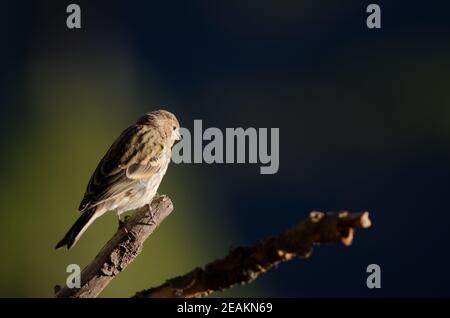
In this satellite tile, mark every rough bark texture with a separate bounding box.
[133,211,371,298]
[54,194,173,298]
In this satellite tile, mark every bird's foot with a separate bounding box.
[146,203,156,225]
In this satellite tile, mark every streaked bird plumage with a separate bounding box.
[56,110,180,250]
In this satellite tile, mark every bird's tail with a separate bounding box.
[55,207,98,250]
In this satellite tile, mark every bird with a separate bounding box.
[55,110,181,250]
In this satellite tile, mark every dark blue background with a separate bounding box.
[1,1,450,297]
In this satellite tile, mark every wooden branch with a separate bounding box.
[133,211,371,298]
[54,194,174,298]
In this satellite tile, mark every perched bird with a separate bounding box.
[56,110,181,250]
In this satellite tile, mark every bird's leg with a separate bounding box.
[147,203,156,224]
[136,203,156,225]
[117,214,126,230]
[134,204,157,227]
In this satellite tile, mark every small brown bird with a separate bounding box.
[56,110,180,250]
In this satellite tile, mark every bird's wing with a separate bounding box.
[78,124,165,212]
[125,143,165,179]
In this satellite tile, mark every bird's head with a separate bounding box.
[137,109,181,142]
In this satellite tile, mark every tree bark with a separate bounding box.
[133,211,371,298]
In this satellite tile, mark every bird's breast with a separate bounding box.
[115,150,171,214]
